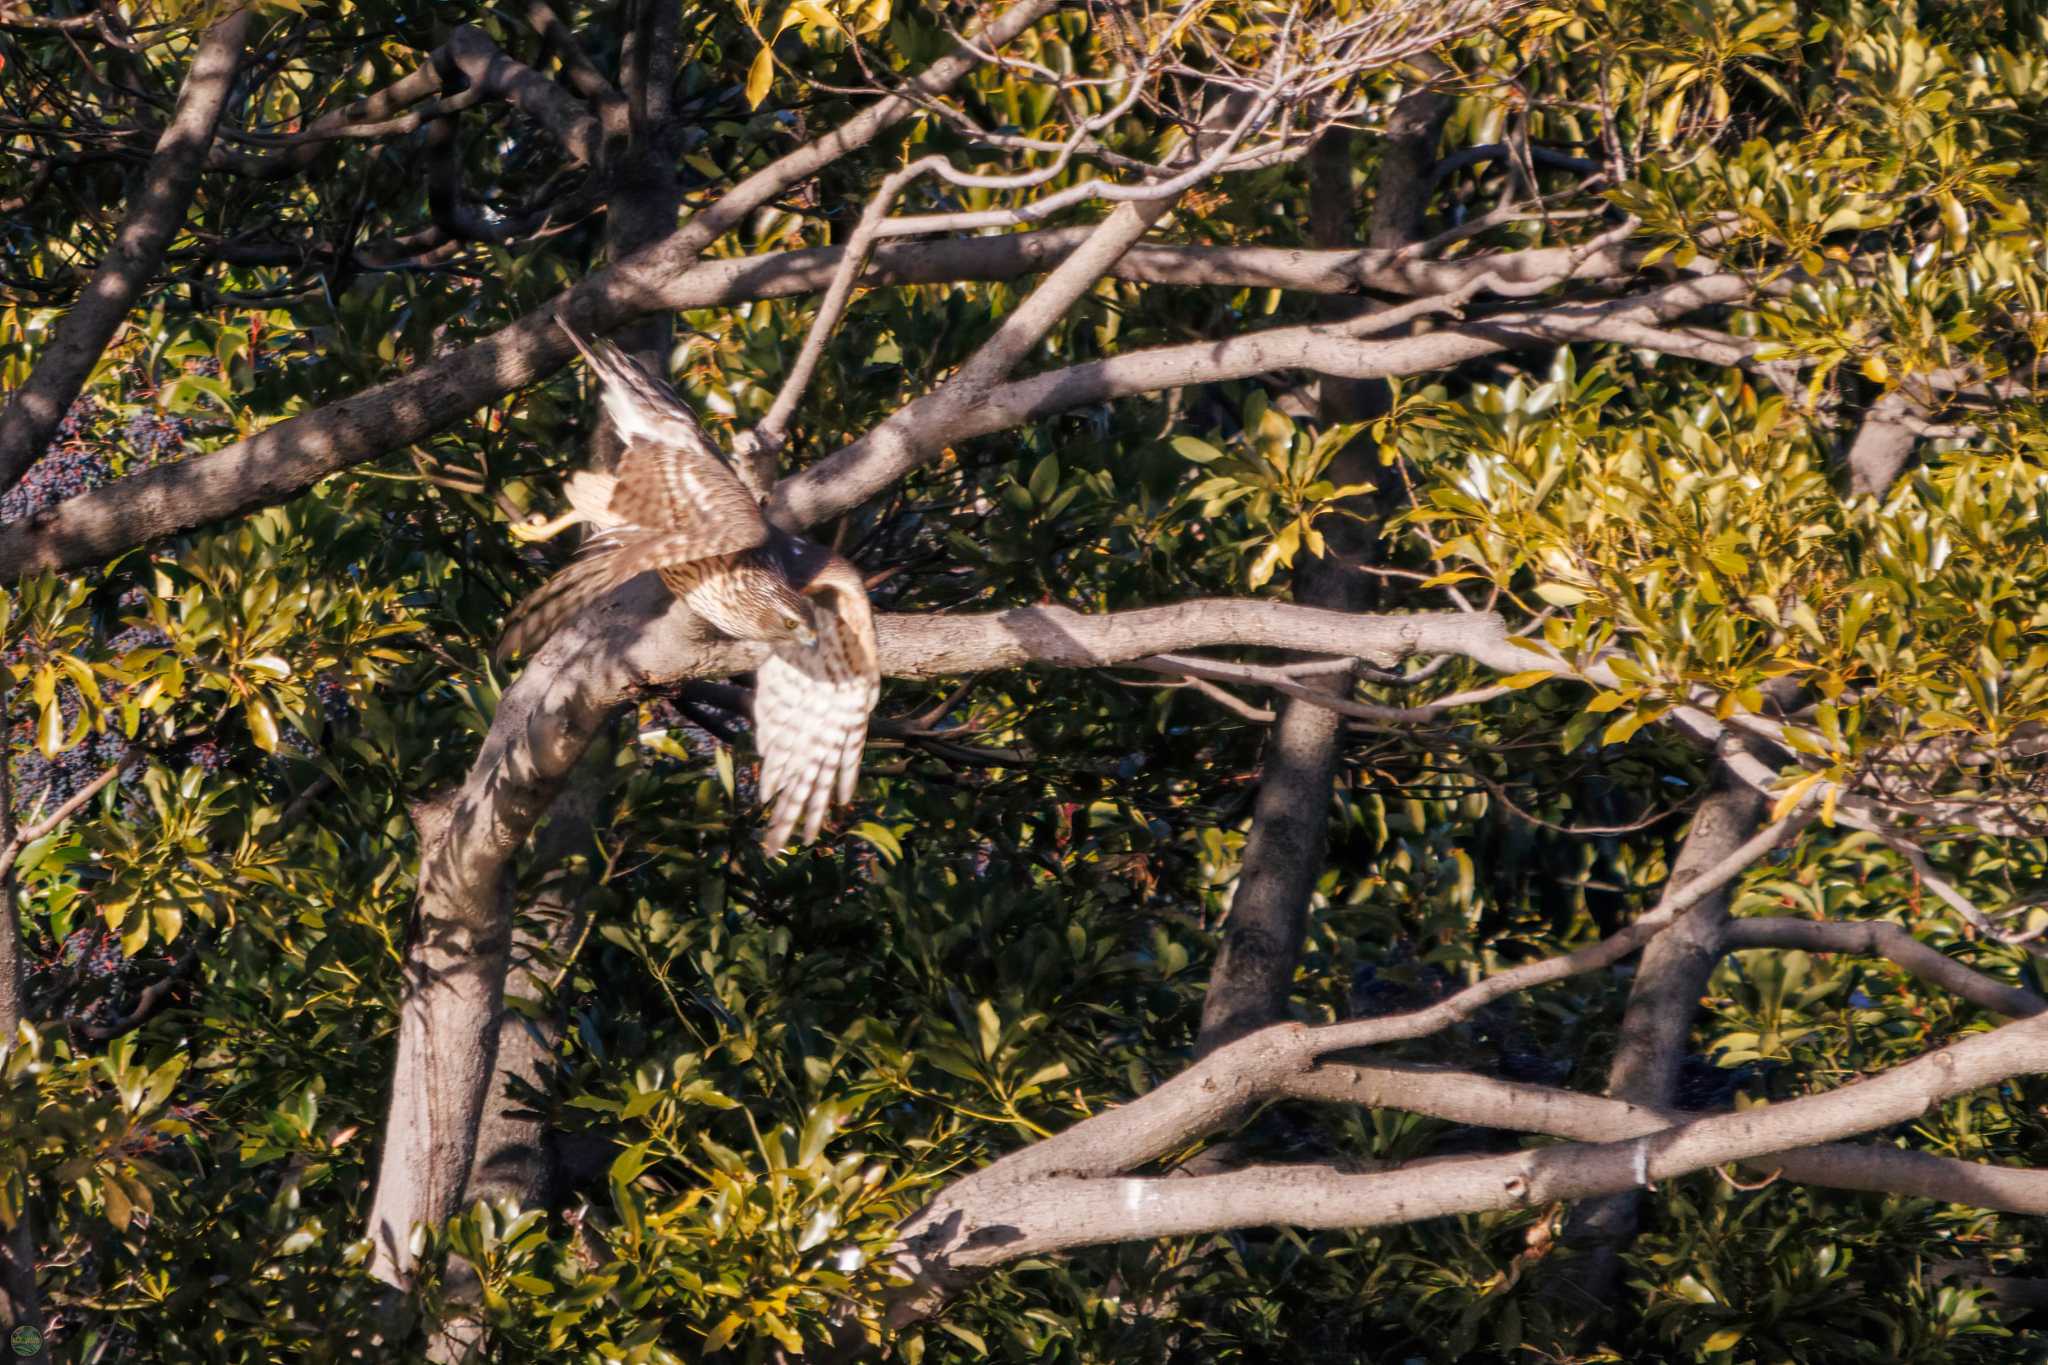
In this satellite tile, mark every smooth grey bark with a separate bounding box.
[466,777,602,1210]
[1196,83,1449,1052]
[910,1014,2048,1267]
[366,794,515,1289]
[0,7,254,500]
[1559,772,1764,1304]
[427,755,607,1365]
[1844,391,1928,496]
[878,921,2048,1330]
[1602,779,1767,1103]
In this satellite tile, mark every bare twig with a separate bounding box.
[0,747,141,882]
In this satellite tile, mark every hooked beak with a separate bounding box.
[792,618,818,648]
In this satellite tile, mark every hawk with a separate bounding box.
[497,316,880,850]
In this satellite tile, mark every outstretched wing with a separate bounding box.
[496,528,724,663]
[556,314,766,550]
[753,555,880,849]
[498,319,771,660]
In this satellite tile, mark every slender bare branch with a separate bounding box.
[1282,1061,2048,1212]
[1724,916,2048,1018]
[0,746,140,882]
[769,273,1759,531]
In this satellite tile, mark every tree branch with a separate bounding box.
[1723,916,2047,1019]
[0,746,139,882]
[1561,766,1763,1307]
[525,0,629,151]
[1282,1061,2048,1213]
[0,6,254,500]
[436,24,605,169]
[1194,89,1448,1053]
[880,979,2048,1324]
[0,0,1061,582]
[769,273,1759,531]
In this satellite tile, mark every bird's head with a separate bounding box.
[767,584,818,648]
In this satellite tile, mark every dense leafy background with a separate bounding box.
[7,0,2048,1360]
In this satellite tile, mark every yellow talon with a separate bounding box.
[510,510,585,543]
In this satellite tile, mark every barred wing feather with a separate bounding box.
[754,578,880,849]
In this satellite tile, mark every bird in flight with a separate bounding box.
[497,314,880,850]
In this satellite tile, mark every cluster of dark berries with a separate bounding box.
[107,623,170,655]
[122,409,187,465]
[62,928,125,981]
[56,395,100,442]
[181,738,231,775]
[11,723,130,817]
[315,676,355,723]
[0,438,114,524]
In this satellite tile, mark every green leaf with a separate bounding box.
[975,998,1002,1061]
[702,1312,746,1354]
[850,822,902,863]
[1027,455,1060,505]
[1499,670,1556,689]
[36,697,63,758]
[938,1322,988,1354]
[745,47,774,109]
[244,695,280,752]
[102,1175,132,1232]
[1673,1274,1719,1304]
[1533,581,1591,607]
[245,654,292,681]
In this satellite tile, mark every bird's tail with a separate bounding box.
[555,310,718,453]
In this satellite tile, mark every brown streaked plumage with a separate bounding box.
[498,315,880,849]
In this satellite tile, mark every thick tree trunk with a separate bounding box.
[425,37,680,1350]
[366,796,515,1289]
[1195,79,1450,1052]
[1559,773,1763,1311]
[0,8,254,499]
[427,757,608,1363]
